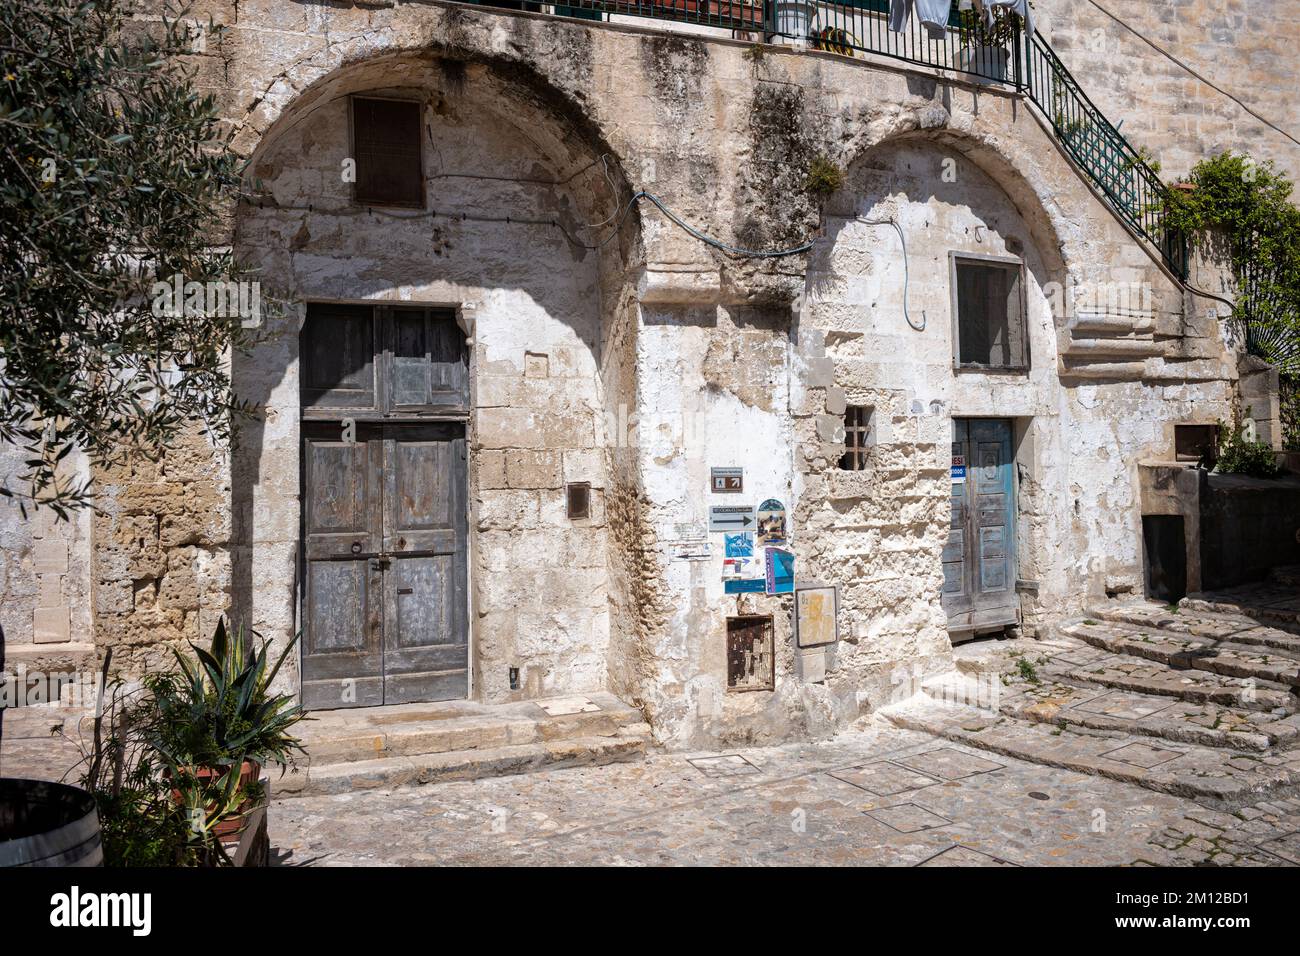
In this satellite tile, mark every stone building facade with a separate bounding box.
[2,0,1295,750]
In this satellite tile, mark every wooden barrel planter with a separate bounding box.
[0,778,103,867]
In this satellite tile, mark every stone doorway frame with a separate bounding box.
[288,298,480,707]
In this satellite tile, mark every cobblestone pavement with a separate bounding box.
[268,722,1300,866]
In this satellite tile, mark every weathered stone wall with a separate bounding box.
[232,50,636,703]
[1036,0,1300,184]
[91,432,231,674]
[0,447,94,677]
[4,1,1272,748]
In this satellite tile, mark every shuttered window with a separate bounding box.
[352,96,423,207]
[952,256,1028,370]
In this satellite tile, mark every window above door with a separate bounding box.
[351,95,424,208]
[950,252,1029,372]
[301,303,468,419]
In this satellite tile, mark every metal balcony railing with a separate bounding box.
[467,0,1188,277]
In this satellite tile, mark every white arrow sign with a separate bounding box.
[709,505,756,532]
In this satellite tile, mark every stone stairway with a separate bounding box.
[276,692,652,798]
[885,567,1300,809]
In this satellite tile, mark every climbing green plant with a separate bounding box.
[1163,152,1300,378]
[1216,402,1283,479]
[804,155,844,199]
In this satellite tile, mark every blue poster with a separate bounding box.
[724,532,754,558]
[724,578,765,594]
[765,548,794,595]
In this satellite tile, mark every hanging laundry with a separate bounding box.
[984,0,1033,37]
[888,0,954,42]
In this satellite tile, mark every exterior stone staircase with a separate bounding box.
[886,567,1300,808]
[277,692,652,798]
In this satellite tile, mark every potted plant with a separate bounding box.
[147,618,306,849]
[956,7,1017,82]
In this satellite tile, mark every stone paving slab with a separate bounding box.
[885,695,1300,808]
[269,723,1300,867]
[1056,652,1296,712]
[1062,620,1300,687]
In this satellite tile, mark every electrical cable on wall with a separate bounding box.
[858,217,922,332]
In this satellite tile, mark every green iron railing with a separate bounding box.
[465,1,1188,277]
[1022,33,1186,276]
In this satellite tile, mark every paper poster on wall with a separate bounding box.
[764,547,795,595]
[664,538,711,561]
[795,584,838,648]
[724,578,766,594]
[756,499,788,547]
[722,556,761,580]
[724,532,754,558]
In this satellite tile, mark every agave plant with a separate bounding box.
[148,618,306,773]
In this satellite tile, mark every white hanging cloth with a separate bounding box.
[984,0,1034,38]
[888,0,955,42]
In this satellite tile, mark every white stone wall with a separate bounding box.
[235,62,621,703]
[3,3,1267,748]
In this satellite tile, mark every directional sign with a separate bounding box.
[711,467,743,493]
[709,505,756,532]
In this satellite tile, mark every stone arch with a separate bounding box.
[227,43,645,706]
[796,125,1077,668]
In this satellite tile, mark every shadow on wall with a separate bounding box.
[226,49,644,702]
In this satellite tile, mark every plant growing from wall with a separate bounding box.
[1163,152,1300,378]
[1215,402,1283,479]
[805,155,844,199]
[0,0,256,516]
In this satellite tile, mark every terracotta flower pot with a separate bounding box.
[169,760,261,845]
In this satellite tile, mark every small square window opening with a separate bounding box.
[838,405,873,471]
[566,482,591,520]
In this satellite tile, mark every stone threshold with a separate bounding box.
[277,691,653,798]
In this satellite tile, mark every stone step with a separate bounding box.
[885,695,1300,809]
[1059,655,1297,714]
[1088,601,1300,653]
[1180,585,1300,638]
[279,730,651,798]
[923,673,1300,753]
[1062,620,1300,689]
[279,691,652,797]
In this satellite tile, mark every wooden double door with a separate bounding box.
[300,421,468,710]
[942,418,1018,635]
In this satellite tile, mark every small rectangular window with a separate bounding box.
[566,482,591,520]
[352,96,423,207]
[1175,424,1218,465]
[838,405,873,471]
[953,257,1027,370]
[726,616,774,692]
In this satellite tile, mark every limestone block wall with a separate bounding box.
[91,431,231,674]
[3,1,1269,746]
[1035,0,1300,183]
[234,56,626,703]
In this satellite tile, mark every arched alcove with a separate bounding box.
[228,50,643,706]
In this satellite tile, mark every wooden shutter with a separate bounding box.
[301,304,378,410]
[353,96,423,207]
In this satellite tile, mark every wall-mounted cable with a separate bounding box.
[824,215,922,332]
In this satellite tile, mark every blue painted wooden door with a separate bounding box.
[943,419,1018,633]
